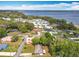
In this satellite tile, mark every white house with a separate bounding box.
[14,18,20,21]
[32,19,51,29]
[44,29,58,35]
[2,17,11,21]
[24,35,34,44]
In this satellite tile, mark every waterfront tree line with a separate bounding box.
[0,11,77,30]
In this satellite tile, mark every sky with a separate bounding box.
[0,1,79,10]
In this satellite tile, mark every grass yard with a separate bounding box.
[0,36,23,52]
[22,44,34,53]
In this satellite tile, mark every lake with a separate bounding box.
[21,10,79,25]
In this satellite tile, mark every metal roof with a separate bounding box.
[0,44,8,50]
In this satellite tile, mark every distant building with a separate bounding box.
[44,29,58,35]
[64,30,74,34]
[2,17,11,21]
[75,34,79,37]
[32,19,52,29]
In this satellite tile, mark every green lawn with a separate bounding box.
[22,44,34,53]
[0,36,23,52]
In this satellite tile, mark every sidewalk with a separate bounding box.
[0,52,32,56]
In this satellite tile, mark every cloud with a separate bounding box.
[72,2,79,5]
[0,2,79,10]
[66,5,79,10]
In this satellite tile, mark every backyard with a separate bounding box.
[22,44,34,53]
[0,36,23,52]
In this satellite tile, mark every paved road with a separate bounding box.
[14,36,26,57]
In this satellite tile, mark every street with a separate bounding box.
[14,36,26,57]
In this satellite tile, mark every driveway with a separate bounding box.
[14,36,26,57]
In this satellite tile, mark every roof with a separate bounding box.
[34,44,43,54]
[1,36,12,42]
[10,29,19,32]
[75,34,79,37]
[44,28,52,32]
[0,44,8,50]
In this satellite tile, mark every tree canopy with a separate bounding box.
[49,39,79,57]
[0,27,7,38]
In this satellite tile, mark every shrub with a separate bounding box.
[11,35,19,42]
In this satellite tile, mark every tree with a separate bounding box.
[57,20,76,30]
[32,38,40,45]
[11,35,19,42]
[45,32,54,45]
[17,23,28,33]
[40,36,48,46]
[17,22,34,33]
[49,39,79,57]
[0,27,7,38]
[25,22,34,31]
[45,32,52,38]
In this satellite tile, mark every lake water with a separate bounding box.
[21,10,79,25]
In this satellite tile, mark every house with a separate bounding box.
[2,17,11,21]
[24,35,34,44]
[14,18,20,21]
[32,19,51,29]
[1,36,12,42]
[44,29,58,35]
[64,30,74,34]
[8,29,19,32]
[75,34,79,37]
[44,25,52,29]
[68,33,79,41]
[34,44,43,55]
[24,28,42,44]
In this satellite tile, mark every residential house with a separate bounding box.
[1,36,12,42]
[75,34,79,37]
[2,17,11,21]
[24,35,34,44]
[24,28,42,44]
[44,29,58,35]
[64,30,74,35]
[32,19,51,29]
[34,44,43,55]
